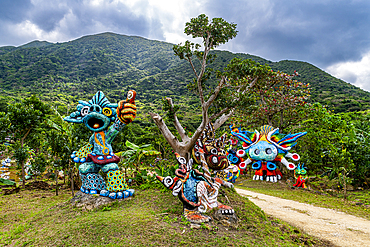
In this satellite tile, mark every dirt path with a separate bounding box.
[235,188,370,247]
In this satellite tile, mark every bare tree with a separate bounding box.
[149,14,268,159]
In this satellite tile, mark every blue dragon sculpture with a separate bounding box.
[64,90,136,199]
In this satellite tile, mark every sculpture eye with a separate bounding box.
[81,106,90,116]
[102,107,112,117]
[177,157,186,165]
[211,148,218,155]
[127,91,134,100]
[254,149,260,155]
[163,176,173,187]
[265,148,272,154]
[212,156,218,164]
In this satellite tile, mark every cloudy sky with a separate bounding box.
[1,0,370,91]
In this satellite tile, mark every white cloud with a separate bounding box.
[11,20,67,44]
[140,0,207,44]
[326,50,370,92]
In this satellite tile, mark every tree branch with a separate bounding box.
[204,76,226,110]
[188,57,198,78]
[166,98,190,143]
[248,76,259,90]
[213,109,235,130]
[149,112,179,149]
[209,107,231,121]
[197,32,211,105]
[21,128,32,146]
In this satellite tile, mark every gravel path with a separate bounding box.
[236,188,370,247]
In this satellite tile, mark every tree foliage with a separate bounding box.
[5,95,51,188]
[294,103,370,188]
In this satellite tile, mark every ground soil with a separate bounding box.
[236,188,370,247]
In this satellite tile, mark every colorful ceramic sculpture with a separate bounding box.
[157,153,234,224]
[223,165,240,183]
[230,125,306,182]
[293,163,308,188]
[192,123,240,184]
[157,123,236,223]
[226,136,248,175]
[64,91,137,199]
[0,158,11,179]
[192,123,229,171]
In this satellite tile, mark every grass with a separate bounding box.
[0,185,334,246]
[235,177,370,220]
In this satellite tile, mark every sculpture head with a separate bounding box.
[295,163,307,176]
[192,123,228,170]
[231,125,307,170]
[64,91,118,132]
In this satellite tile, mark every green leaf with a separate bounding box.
[125,140,140,150]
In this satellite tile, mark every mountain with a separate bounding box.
[0,32,369,114]
[19,40,53,48]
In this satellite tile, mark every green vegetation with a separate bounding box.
[0,32,369,116]
[0,16,369,246]
[0,186,333,246]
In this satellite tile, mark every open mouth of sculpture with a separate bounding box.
[88,117,105,129]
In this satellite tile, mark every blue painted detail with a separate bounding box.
[90,189,98,195]
[91,153,96,156]
[123,191,129,198]
[80,187,85,193]
[80,157,86,163]
[267,162,277,171]
[116,192,123,199]
[97,156,104,160]
[100,190,109,197]
[73,157,80,163]
[127,189,135,197]
[227,153,239,164]
[227,153,233,160]
[252,161,262,170]
[107,156,112,159]
[108,192,117,199]
[183,176,198,202]
[110,152,114,156]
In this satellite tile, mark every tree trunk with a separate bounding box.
[267,115,273,126]
[55,169,59,196]
[20,141,26,190]
[20,128,31,190]
[69,161,74,197]
[21,160,25,189]
[279,110,284,132]
[342,174,347,200]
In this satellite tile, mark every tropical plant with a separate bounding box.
[117,140,161,174]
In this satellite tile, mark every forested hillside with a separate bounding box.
[0,32,369,114]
